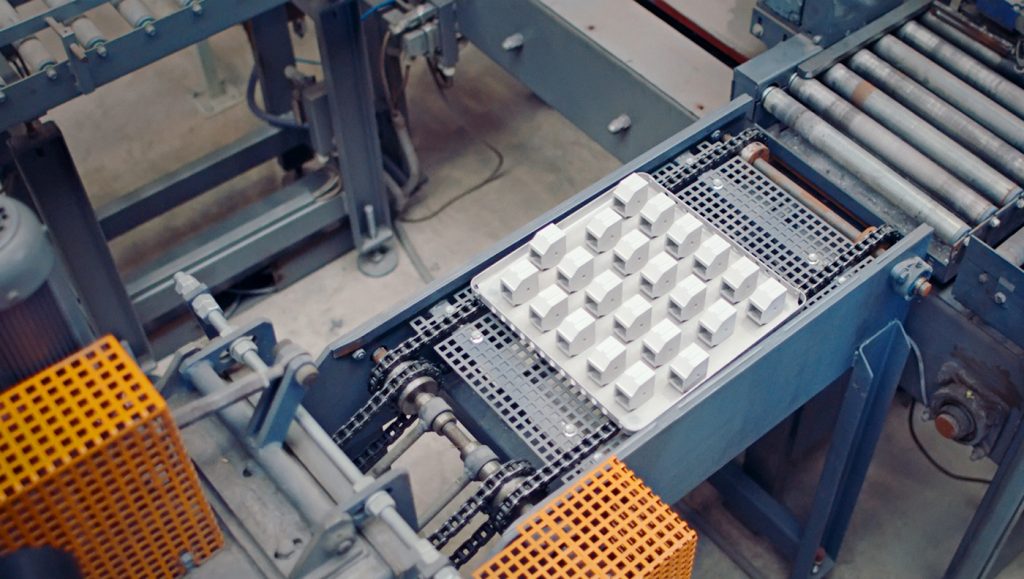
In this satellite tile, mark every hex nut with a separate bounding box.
[585,271,624,317]
[500,258,540,305]
[586,207,624,252]
[638,193,677,237]
[529,224,567,270]
[665,213,703,259]
[557,247,595,293]
[698,298,737,347]
[529,285,569,331]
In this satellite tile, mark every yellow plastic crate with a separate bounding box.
[0,336,222,577]
[476,456,697,578]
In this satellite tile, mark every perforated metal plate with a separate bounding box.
[473,173,804,432]
[435,314,610,465]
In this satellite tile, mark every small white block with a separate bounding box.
[640,253,679,299]
[642,319,682,367]
[614,362,656,411]
[585,207,623,252]
[721,257,760,303]
[587,336,627,385]
[500,259,540,306]
[694,235,732,280]
[669,344,710,394]
[556,247,595,292]
[585,271,623,317]
[698,299,737,347]
[614,295,653,342]
[556,310,596,357]
[668,276,706,322]
[529,286,569,332]
[638,194,677,237]
[665,213,704,259]
[748,278,788,325]
[613,230,651,275]
[611,173,653,217]
[529,224,566,270]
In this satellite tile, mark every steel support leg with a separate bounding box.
[945,422,1024,579]
[8,122,152,365]
[311,0,396,277]
[792,321,911,577]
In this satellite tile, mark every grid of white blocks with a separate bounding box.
[473,172,803,432]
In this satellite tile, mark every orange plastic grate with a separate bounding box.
[0,336,222,577]
[476,456,697,579]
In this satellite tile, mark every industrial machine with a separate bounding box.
[3,0,1024,578]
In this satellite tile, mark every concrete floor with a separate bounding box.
[45,11,1020,578]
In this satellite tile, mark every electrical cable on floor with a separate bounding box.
[908,401,993,485]
[394,220,435,284]
[398,61,506,223]
[246,65,306,130]
[908,335,929,407]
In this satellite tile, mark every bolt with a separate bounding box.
[751,22,764,38]
[295,364,319,387]
[352,349,367,361]
[45,67,58,80]
[711,130,723,141]
[470,330,484,344]
[144,22,156,36]
[994,292,1008,305]
[96,44,108,58]
[0,91,6,104]
[989,216,1002,229]
[607,114,631,134]
[1017,197,1024,209]
[192,2,203,14]
[807,252,820,265]
[501,32,524,51]
[812,34,823,44]
[371,347,388,363]
[563,422,578,437]
[711,178,724,190]
[978,272,990,284]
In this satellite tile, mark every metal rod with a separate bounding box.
[848,49,1024,186]
[997,227,1024,267]
[739,143,862,240]
[920,11,1024,85]
[417,472,471,531]
[369,422,427,477]
[898,20,1024,119]
[762,87,970,245]
[788,76,996,224]
[823,63,1020,205]
[293,407,372,490]
[189,363,335,524]
[873,35,1024,150]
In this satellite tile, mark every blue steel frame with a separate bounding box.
[305,95,933,576]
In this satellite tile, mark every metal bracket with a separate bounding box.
[290,469,416,578]
[47,16,96,94]
[180,318,278,375]
[248,342,318,447]
[953,236,1024,347]
[890,257,933,301]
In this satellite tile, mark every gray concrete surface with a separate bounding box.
[42,12,1020,578]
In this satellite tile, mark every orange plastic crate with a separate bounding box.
[476,456,697,578]
[0,336,222,577]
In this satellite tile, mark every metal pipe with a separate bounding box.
[0,1,56,75]
[189,363,335,524]
[920,11,1024,85]
[788,76,996,224]
[873,35,1024,151]
[369,422,427,477]
[739,143,862,240]
[848,49,1024,186]
[822,63,1020,205]
[762,87,970,244]
[898,21,1024,119]
[997,227,1024,267]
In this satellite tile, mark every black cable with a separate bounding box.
[908,401,993,485]
[246,65,306,130]
[398,63,506,224]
